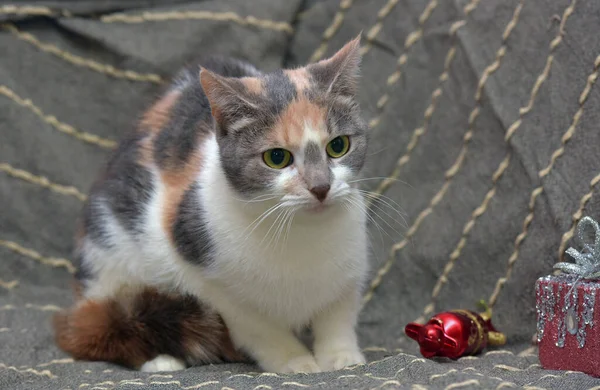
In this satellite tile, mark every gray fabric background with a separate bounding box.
[2,0,600,388]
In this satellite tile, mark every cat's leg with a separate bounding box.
[202,284,320,373]
[225,310,320,373]
[312,290,365,371]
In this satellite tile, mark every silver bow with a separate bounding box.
[554,216,600,279]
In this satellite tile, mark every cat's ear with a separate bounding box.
[308,35,362,98]
[200,68,259,136]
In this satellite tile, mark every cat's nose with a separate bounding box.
[310,184,330,202]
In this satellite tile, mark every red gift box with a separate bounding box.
[537,274,600,376]
[537,216,600,376]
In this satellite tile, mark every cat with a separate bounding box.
[54,36,370,374]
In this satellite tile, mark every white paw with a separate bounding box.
[140,355,186,372]
[316,349,366,371]
[277,355,321,374]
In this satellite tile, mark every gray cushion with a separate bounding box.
[2,0,600,388]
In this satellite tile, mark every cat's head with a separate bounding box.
[200,37,366,212]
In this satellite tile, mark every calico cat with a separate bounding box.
[54,37,370,373]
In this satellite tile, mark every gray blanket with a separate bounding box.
[3,0,600,388]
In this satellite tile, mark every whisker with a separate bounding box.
[347,177,413,189]
[345,196,385,237]
[344,198,386,247]
[282,207,298,253]
[329,187,354,201]
[283,207,297,252]
[348,194,401,239]
[272,208,292,251]
[242,202,280,234]
[366,146,391,157]
[357,190,408,229]
[365,191,406,214]
[360,196,404,238]
[260,207,287,248]
[243,196,280,203]
[356,189,407,217]
[230,192,282,204]
[242,203,284,241]
[269,204,297,250]
[273,212,287,255]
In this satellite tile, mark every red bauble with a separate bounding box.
[405,307,506,359]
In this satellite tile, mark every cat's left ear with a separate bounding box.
[200,68,260,136]
[307,35,362,98]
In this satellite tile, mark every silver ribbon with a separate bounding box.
[554,216,600,279]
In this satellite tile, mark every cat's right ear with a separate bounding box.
[200,68,259,136]
[307,35,362,98]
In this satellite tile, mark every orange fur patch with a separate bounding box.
[241,77,263,95]
[136,91,181,168]
[270,97,327,148]
[140,91,180,133]
[54,299,152,368]
[160,147,205,243]
[136,90,209,241]
[284,69,311,92]
[137,132,156,167]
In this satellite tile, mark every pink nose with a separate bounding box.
[310,184,330,202]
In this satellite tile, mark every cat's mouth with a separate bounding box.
[305,203,332,213]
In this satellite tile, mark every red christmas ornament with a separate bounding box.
[405,302,506,359]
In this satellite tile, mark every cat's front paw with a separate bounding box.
[277,355,321,374]
[140,355,186,372]
[316,349,366,371]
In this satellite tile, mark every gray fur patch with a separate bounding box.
[154,82,213,170]
[82,198,114,248]
[74,251,93,284]
[341,133,368,174]
[173,183,215,267]
[218,135,278,195]
[305,166,331,192]
[97,132,154,236]
[307,38,361,98]
[303,142,331,190]
[304,141,323,166]
[264,70,297,114]
[326,99,368,174]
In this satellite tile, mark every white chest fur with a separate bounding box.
[196,138,368,327]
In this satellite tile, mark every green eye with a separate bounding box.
[263,148,293,169]
[326,136,350,158]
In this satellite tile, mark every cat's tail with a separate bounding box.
[53,287,243,369]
